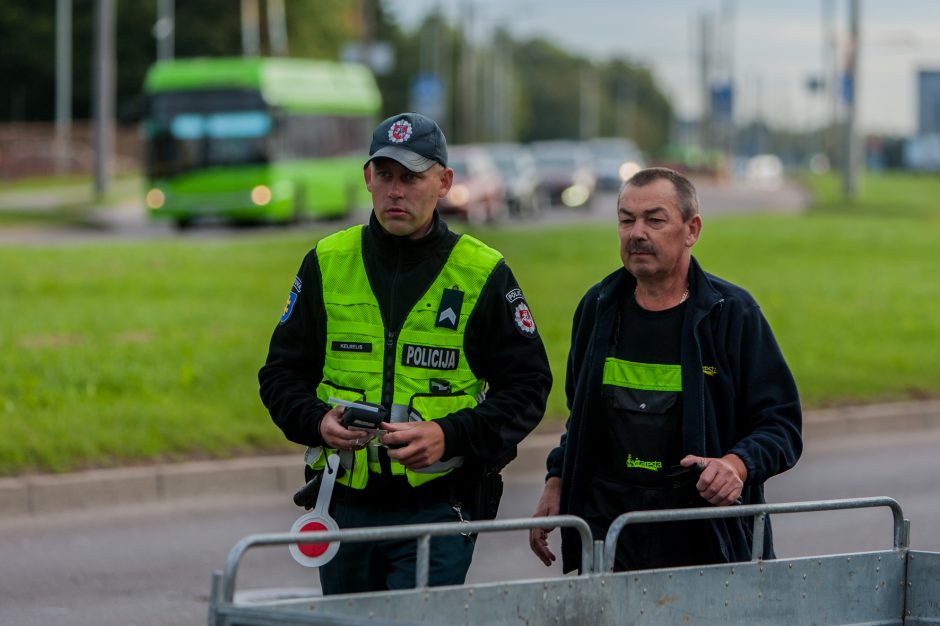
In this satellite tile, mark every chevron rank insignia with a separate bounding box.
[435,287,463,330]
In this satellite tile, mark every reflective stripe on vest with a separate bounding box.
[602,357,683,392]
[309,224,502,489]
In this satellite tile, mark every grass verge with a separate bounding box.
[1,172,939,475]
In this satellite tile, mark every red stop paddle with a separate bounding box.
[289,453,341,567]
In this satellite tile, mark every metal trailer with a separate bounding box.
[208,497,940,625]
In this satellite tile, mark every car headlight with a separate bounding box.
[251,185,272,206]
[146,188,165,210]
[561,184,590,207]
[447,184,470,207]
[619,161,641,181]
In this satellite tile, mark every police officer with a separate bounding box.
[259,113,552,594]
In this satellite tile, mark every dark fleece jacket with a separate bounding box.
[547,257,803,573]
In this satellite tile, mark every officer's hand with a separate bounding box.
[319,406,371,451]
[681,454,747,506]
[529,476,561,567]
[380,421,445,469]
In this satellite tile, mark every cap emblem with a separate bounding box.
[388,119,413,144]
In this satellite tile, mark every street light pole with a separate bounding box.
[155,0,174,61]
[55,0,72,175]
[92,0,115,200]
[241,0,261,56]
[842,0,860,199]
[267,0,289,56]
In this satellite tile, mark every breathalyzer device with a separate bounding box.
[328,397,387,431]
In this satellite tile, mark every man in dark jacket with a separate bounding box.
[260,113,552,593]
[529,167,801,573]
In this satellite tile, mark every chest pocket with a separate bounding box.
[603,385,679,414]
[598,358,684,485]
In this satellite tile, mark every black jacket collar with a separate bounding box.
[364,209,453,264]
[597,256,723,317]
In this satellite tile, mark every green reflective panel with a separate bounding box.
[602,357,682,392]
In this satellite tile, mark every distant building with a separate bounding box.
[917,70,940,135]
[905,70,940,170]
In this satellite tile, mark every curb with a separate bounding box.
[2,400,939,520]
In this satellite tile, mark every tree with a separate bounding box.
[379,18,675,153]
[0,0,360,123]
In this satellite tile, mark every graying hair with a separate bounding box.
[619,167,699,222]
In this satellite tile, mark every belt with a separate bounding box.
[332,472,461,507]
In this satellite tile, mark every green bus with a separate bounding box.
[141,57,382,226]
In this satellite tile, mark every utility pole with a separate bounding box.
[92,0,115,200]
[241,0,261,56]
[433,2,452,136]
[821,0,836,163]
[494,33,514,141]
[842,0,860,199]
[719,0,736,160]
[579,65,599,140]
[155,0,174,61]
[55,0,72,175]
[698,12,713,151]
[458,2,476,143]
[267,0,289,56]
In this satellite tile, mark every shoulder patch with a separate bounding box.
[513,301,537,337]
[435,288,464,331]
[279,276,302,325]
[505,287,524,303]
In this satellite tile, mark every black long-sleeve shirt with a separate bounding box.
[259,210,552,475]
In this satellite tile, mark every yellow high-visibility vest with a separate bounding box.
[308,225,502,489]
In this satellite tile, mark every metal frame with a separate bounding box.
[208,498,939,626]
[603,496,909,572]
[217,515,594,605]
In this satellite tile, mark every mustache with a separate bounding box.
[628,241,656,254]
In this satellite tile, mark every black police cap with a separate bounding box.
[366,113,448,172]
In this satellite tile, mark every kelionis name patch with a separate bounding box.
[331,341,372,353]
[401,344,459,370]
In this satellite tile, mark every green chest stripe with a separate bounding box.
[602,357,682,392]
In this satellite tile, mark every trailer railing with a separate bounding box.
[210,498,938,626]
[218,515,594,605]
[603,496,909,572]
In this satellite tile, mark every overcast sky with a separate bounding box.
[383,0,940,136]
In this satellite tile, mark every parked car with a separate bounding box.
[437,146,506,222]
[529,140,597,208]
[586,137,645,191]
[478,143,547,218]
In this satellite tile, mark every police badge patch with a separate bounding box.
[388,119,414,144]
[513,301,537,336]
[279,276,302,325]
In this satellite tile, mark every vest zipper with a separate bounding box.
[379,243,402,479]
[382,329,397,408]
[377,328,397,479]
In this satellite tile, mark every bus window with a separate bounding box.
[205,111,271,166]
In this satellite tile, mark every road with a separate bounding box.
[0,177,807,246]
[2,425,939,626]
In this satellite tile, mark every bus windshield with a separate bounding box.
[145,90,271,177]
